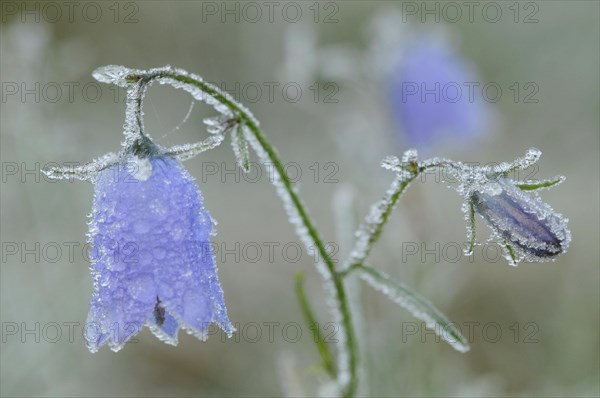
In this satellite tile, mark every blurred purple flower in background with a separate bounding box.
[85,155,234,352]
[389,37,488,150]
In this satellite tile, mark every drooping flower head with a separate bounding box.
[85,154,233,352]
[44,65,244,352]
[389,37,488,150]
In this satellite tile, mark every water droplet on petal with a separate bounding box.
[133,219,151,234]
[127,274,156,304]
[183,290,211,324]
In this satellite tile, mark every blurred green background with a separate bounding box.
[1,1,598,397]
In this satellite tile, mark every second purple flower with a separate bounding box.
[389,37,488,150]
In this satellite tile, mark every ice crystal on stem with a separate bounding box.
[92,65,138,87]
[231,125,251,172]
[342,149,420,273]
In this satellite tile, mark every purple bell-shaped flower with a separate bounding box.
[84,154,233,352]
[389,37,488,150]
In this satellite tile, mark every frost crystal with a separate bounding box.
[231,125,250,172]
[164,135,225,162]
[380,155,402,172]
[203,115,236,135]
[43,152,120,182]
[92,65,138,87]
[343,149,419,272]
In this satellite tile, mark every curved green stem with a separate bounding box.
[133,69,358,397]
[295,273,337,378]
[342,162,452,277]
[355,175,418,264]
[243,101,358,398]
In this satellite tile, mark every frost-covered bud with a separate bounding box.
[86,155,234,352]
[471,178,571,263]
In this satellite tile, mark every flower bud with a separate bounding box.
[471,178,570,263]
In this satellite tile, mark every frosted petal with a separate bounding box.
[86,155,234,352]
